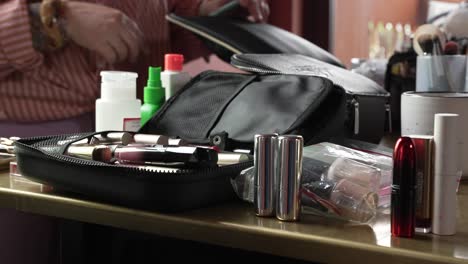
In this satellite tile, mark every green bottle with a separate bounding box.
[141,67,165,126]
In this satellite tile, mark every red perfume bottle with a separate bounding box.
[391,137,417,238]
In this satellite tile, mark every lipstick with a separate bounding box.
[254,134,277,217]
[113,145,218,168]
[276,135,303,221]
[391,137,417,238]
[410,135,433,233]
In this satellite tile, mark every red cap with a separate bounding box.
[165,54,184,71]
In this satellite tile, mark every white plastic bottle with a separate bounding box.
[96,71,141,132]
[161,54,191,100]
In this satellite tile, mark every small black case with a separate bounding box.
[15,133,252,212]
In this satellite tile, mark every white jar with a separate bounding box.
[96,71,141,132]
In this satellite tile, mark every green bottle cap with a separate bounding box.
[144,66,165,104]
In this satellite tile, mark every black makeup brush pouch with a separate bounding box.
[166,14,345,68]
[140,54,390,150]
[14,132,251,212]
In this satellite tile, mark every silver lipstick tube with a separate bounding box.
[254,134,278,217]
[276,135,303,221]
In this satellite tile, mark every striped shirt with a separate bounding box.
[0,0,204,122]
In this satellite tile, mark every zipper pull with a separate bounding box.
[352,99,360,135]
[385,103,393,133]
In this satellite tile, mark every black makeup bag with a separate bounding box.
[140,54,390,150]
[14,132,252,212]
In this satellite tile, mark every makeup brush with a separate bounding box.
[432,36,444,56]
[443,41,459,55]
[459,38,468,55]
[417,34,434,55]
[413,24,447,56]
[66,145,113,163]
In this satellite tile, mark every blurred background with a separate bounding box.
[185,0,462,73]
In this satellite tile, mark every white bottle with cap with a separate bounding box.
[161,54,191,100]
[432,113,461,235]
[96,71,141,132]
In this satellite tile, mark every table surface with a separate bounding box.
[0,172,467,264]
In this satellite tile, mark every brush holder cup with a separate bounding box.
[416,55,467,92]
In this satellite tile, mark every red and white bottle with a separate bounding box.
[161,54,191,101]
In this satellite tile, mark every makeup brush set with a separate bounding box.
[62,132,251,172]
[413,23,467,93]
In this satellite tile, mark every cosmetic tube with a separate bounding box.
[254,134,277,217]
[409,135,433,233]
[66,145,113,163]
[113,145,218,168]
[391,137,417,238]
[93,132,133,145]
[276,135,303,221]
[168,138,188,146]
[218,152,252,166]
[133,134,169,145]
[433,113,461,235]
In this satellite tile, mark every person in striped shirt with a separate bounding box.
[0,0,269,137]
[0,1,269,263]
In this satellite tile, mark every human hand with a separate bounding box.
[62,1,145,64]
[239,0,269,23]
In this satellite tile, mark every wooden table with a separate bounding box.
[0,172,467,264]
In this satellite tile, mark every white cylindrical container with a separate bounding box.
[432,113,461,236]
[161,54,191,100]
[96,71,141,132]
[401,92,468,178]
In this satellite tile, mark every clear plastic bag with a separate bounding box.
[231,142,393,224]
